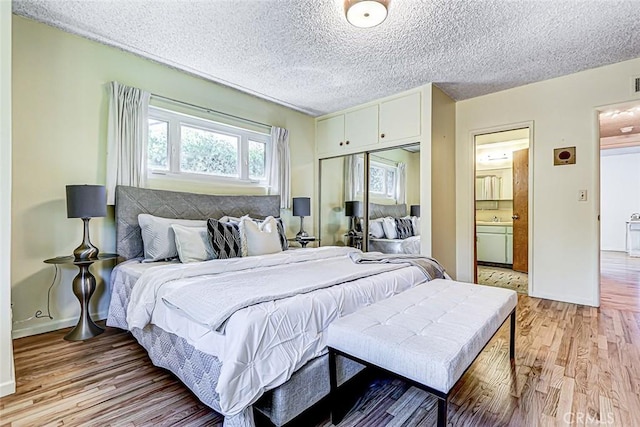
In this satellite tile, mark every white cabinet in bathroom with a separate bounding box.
[477,225,513,264]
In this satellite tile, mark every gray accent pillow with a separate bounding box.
[138,214,207,262]
[207,218,242,259]
[171,224,215,263]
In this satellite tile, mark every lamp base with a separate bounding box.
[296,216,308,238]
[74,218,100,261]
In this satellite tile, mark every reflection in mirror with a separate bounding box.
[367,144,421,254]
[319,154,364,248]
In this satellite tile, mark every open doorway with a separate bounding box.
[474,128,530,293]
[598,102,640,312]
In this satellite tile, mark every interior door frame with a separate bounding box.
[592,98,640,306]
[470,121,534,295]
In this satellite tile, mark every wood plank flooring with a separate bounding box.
[600,251,640,312]
[2,253,639,426]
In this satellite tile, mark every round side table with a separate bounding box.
[44,253,119,341]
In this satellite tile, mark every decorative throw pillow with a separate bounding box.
[395,217,414,239]
[412,216,421,236]
[220,215,288,251]
[138,214,207,262]
[239,216,282,257]
[207,218,242,259]
[382,217,398,239]
[171,224,214,263]
[369,218,385,239]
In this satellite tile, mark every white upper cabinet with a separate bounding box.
[316,115,345,156]
[316,90,422,158]
[379,92,421,143]
[345,105,379,149]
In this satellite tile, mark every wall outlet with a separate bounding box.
[578,190,587,201]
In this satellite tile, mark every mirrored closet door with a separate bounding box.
[318,143,420,254]
[366,144,421,254]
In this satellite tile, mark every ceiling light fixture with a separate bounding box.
[345,0,388,28]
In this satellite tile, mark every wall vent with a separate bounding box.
[634,75,640,94]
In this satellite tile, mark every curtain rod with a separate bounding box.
[150,94,272,130]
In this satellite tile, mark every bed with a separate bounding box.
[106,186,444,427]
[368,203,421,254]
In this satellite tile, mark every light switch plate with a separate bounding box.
[578,190,587,201]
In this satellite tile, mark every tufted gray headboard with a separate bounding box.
[368,203,407,219]
[115,185,281,260]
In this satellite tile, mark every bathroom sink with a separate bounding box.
[476,221,513,226]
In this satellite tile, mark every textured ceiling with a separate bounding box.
[12,0,640,116]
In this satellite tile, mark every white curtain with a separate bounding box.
[344,154,363,202]
[396,162,407,205]
[106,81,150,204]
[268,127,291,209]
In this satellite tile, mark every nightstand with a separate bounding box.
[288,237,318,248]
[344,232,363,249]
[44,253,119,341]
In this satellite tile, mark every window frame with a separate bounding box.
[358,158,399,200]
[147,106,271,186]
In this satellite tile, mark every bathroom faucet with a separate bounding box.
[492,216,499,222]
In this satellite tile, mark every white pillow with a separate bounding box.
[171,224,214,263]
[239,216,282,257]
[369,218,385,238]
[412,216,421,236]
[382,217,398,239]
[138,214,206,262]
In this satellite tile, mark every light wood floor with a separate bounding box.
[2,254,639,426]
[600,250,640,312]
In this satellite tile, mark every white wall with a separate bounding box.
[601,152,640,251]
[11,16,315,338]
[456,57,640,306]
[0,0,16,397]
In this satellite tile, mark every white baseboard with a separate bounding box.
[0,379,16,397]
[528,291,598,308]
[12,311,108,339]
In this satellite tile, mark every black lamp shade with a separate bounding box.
[345,201,363,217]
[410,205,420,217]
[66,185,107,218]
[292,197,311,217]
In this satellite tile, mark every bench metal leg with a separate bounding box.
[437,397,447,427]
[329,348,343,425]
[510,309,516,361]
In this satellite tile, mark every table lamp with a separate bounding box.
[293,197,310,238]
[345,200,363,233]
[66,184,107,260]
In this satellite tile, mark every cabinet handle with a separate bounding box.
[345,140,350,145]
[339,142,343,146]
[512,214,519,220]
[380,133,385,138]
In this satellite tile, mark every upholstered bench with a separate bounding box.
[327,279,517,427]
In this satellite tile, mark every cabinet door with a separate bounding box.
[477,232,507,263]
[379,92,421,143]
[345,105,378,150]
[317,115,345,156]
[506,232,513,264]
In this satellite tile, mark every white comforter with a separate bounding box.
[126,247,426,419]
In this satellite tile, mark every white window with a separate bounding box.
[147,107,270,184]
[355,158,398,199]
[369,162,397,198]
